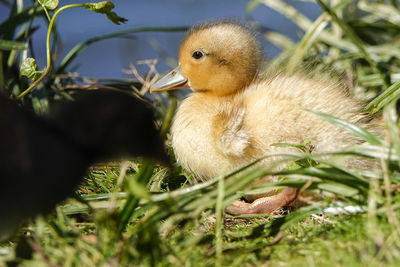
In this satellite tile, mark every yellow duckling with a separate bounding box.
[151,22,369,214]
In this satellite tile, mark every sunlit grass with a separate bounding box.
[2,0,400,266]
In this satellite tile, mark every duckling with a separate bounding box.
[0,90,167,241]
[151,22,370,215]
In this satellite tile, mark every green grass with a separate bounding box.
[2,0,400,266]
[3,194,400,266]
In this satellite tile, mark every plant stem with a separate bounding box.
[215,174,225,267]
[41,5,51,22]
[18,4,85,98]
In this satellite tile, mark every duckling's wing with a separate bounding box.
[214,105,251,158]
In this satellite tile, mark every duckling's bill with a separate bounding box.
[150,65,188,92]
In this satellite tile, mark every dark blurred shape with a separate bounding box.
[0,89,168,241]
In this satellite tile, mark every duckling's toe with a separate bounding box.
[226,188,298,215]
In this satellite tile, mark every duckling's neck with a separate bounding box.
[192,87,244,99]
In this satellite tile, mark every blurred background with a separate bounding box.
[0,0,320,79]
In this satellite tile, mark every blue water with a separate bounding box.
[1,0,320,79]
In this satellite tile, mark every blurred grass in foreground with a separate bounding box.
[2,0,400,266]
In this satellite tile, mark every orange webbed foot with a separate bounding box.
[226,188,298,215]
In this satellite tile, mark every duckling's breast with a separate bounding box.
[171,94,234,181]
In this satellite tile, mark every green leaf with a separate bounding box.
[85,1,114,12]
[84,1,128,25]
[105,12,128,25]
[38,0,59,10]
[20,58,41,81]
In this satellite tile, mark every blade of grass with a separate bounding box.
[366,81,400,113]
[280,167,369,192]
[317,182,360,197]
[383,100,400,166]
[308,109,384,146]
[215,170,225,267]
[260,0,357,52]
[0,40,27,50]
[358,1,400,25]
[268,205,322,234]
[56,26,188,74]
[245,0,261,19]
[286,0,353,71]
[359,74,400,88]
[341,145,398,162]
[287,14,329,71]
[316,0,389,89]
[0,5,43,39]
[118,162,155,233]
[264,31,295,51]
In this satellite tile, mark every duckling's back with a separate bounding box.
[243,73,367,154]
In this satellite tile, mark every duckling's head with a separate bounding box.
[151,22,262,96]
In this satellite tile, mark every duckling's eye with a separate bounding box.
[192,51,204,59]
